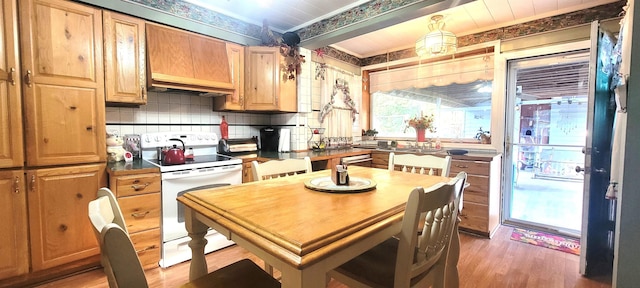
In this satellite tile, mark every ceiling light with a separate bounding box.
[415,15,457,57]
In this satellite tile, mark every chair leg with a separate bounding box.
[445,218,461,288]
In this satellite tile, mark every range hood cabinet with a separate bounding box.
[146,23,234,95]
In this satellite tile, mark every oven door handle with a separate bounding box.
[162,165,242,180]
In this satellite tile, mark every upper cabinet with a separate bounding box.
[213,42,244,111]
[103,11,146,105]
[0,0,22,169]
[19,0,106,167]
[244,46,297,112]
[145,23,234,94]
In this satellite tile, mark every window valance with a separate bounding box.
[369,53,494,93]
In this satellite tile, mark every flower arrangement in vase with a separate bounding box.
[404,113,436,142]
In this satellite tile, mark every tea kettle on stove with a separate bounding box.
[163,138,186,165]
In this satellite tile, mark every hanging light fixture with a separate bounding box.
[415,15,457,57]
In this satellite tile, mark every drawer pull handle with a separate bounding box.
[13,176,20,194]
[136,245,157,253]
[131,183,149,191]
[455,165,469,168]
[131,211,150,218]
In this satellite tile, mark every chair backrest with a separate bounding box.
[101,223,149,288]
[88,187,130,288]
[394,171,466,287]
[388,152,452,177]
[88,187,127,235]
[252,156,312,181]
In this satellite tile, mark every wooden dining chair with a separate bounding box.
[388,152,452,177]
[328,172,467,288]
[89,188,281,288]
[251,156,312,181]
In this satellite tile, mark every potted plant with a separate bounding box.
[404,113,436,142]
[362,129,378,141]
[475,127,491,144]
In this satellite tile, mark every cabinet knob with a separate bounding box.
[8,67,15,86]
[25,70,32,87]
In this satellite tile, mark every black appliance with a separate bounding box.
[260,127,280,152]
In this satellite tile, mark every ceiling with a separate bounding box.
[184,0,618,58]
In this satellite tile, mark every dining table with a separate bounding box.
[177,166,451,288]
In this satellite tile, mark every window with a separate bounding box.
[369,52,494,142]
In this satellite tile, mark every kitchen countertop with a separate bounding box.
[106,158,160,176]
[366,147,501,161]
[233,148,373,162]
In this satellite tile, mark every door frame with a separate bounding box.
[498,40,591,229]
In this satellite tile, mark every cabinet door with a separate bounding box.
[103,10,146,105]
[214,43,244,111]
[19,0,106,166]
[245,46,279,110]
[145,23,233,92]
[0,0,22,169]
[27,164,107,271]
[0,170,28,279]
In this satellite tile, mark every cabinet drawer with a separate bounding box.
[450,160,490,176]
[119,193,161,234]
[463,175,489,204]
[130,228,161,270]
[115,174,161,197]
[459,201,489,232]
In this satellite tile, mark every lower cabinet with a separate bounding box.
[449,155,502,238]
[108,171,161,269]
[0,170,28,280]
[371,150,502,238]
[371,151,390,169]
[27,164,107,271]
[242,162,254,183]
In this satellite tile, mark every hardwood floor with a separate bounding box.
[33,225,611,288]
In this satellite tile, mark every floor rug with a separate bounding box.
[510,228,581,255]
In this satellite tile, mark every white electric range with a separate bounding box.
[141,132,242,268]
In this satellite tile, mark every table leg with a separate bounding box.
[184,207,209,281]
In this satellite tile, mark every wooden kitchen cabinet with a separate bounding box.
[371,150,390,169]
[103,10,146,105]
[242,162,254,183]
[0,0,22,169]
[0,170,28,280]
[19,0,106,167]
[109,171,161,269]
[449,155,502,238]
[213,42,245,111]
[372,150,501,237]
[27,163,107,271]
[146,22,234,94]
[244,46,297,112]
